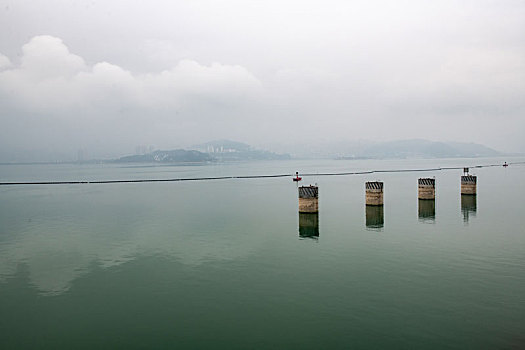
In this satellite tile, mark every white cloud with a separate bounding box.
[20,35,87,80]
[0,53,11,69]
[142,60,262,108]
[1,0,525,158]
[0,35,262,115]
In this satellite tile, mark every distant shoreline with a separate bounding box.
[1,154,524,166]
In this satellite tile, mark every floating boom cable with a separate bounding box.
[0,162,522,186]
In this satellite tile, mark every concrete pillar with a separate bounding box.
[365,181,383,206]
[298,185,319,213]
[299,212,319,239]
[418,178,435,200]
[461,175,477,195]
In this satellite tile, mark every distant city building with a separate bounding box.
[135,145,148,155]
[206,145,236,153]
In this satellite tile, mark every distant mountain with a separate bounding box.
[193,139,291,161]
[340,140,500,159]
[115,149,214,163]
[445,142,500,157]
[113,139,499,163]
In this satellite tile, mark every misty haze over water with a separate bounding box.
[1,1,525,349]
[1,1,525,162]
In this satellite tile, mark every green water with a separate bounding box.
[1,158,524,349]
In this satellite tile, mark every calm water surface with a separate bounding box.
[1,158,525,349]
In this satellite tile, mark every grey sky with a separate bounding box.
[0,0,524,160]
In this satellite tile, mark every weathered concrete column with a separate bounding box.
[299,212,319,239]
[418,178,435,200]
[461,175,477,195]
[365,181,383,206]
[298,185,319,213]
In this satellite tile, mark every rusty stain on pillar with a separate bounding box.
[298,185,319,213]
[365,181,383,206]
[418,178,435,200]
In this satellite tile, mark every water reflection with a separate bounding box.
[0,194,267,296]
[418,199,436,223]
[461,194,477,223]
[365,206,384,231]
[298,212,319,239]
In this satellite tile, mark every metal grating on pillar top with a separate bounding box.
[299,186,318,199]
[365,181,383,190]
[461,175,477,184]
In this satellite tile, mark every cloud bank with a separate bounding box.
[0,36,263,159]
[0,0,524,159]
[0,35,261,114]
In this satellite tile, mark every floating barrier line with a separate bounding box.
[0,162,518,186]
[0,174,291,186]
[300,164,503,177]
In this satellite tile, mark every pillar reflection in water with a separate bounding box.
[461,194,477,223]
[365,205,384,230]
[299,212,319,239]
[418,199,436,223]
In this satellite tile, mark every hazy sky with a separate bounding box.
[0,0,524,159]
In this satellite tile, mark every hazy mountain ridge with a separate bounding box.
[115,149,214,163]
[0,139,507,163]
[339,140,500,159]
[263,139,502,159]
[113,140,290,163]
[193,140,291,161]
